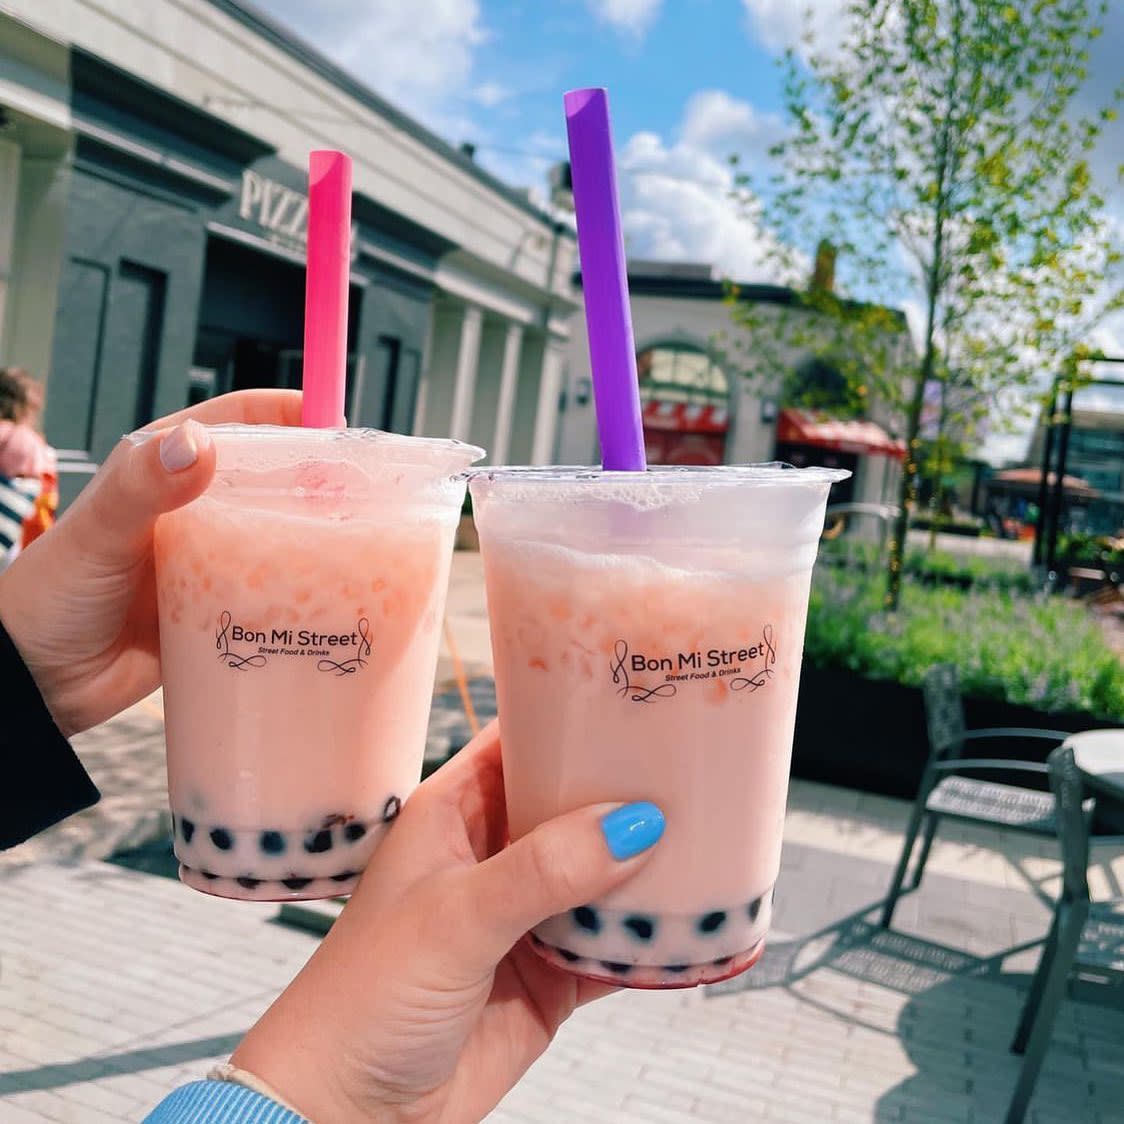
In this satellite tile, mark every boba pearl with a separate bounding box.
[600,961,632,975]
[260,831,286,855]
[623,915,657,941]
[304,829,333,854]
[236,877,262,890]
[209,828,234,851]
[698,910,727,934]
[572,905,601,933]
[343,823,367,843]
[179,818,196,844]
[282,876,313,891]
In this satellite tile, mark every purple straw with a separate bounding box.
[564,87,646,472]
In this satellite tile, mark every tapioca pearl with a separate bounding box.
[282,877,313,891]
[260,831,286,855]
[330,870,359,882]
[210,828,234,852]
[304,829,333,854]
[382,796,402,823]
[199,870,219,881]
[623,915,657,942]
[557,948,582,963]
[698,910,727,935]
[344,823,367,844]
[236,877,262,890]
[748,895,764,922]
[179,818,196,845]
[599,961,632,976]
[529,933,545,948]
[664,964,690,974]
[572,906,601,934]
[712,956,734,967]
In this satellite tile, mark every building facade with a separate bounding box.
[0,0,578,503]
[558,262,910,509]
[1024,381,1124,535]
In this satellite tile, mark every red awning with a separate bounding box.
[642,399,729,434]
[777,408,906,461]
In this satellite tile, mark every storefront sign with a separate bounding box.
[239,168,358,259]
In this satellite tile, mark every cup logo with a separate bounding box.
[611,640,679,703]
[611,626,777,704]
[215,611,373,674]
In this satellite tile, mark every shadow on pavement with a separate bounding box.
[0,1032,244,1095]
[707,903,1124,1122]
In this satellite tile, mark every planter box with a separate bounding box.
[792,664,1121,814]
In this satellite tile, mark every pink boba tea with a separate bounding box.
[154,424,481,900]
[471,463,846,987]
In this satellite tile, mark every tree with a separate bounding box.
[731,0,1123,608]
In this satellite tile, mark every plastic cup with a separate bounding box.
[153,425,482,900]
[470,463,848,987]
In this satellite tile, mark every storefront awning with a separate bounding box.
[642,400,729,434]
[777,408,906,460]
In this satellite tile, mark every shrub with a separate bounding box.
[805,567,1124,720]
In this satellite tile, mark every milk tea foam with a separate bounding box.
[154,425,481,901]
[471,465,846,987]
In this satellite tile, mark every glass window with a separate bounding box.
[636,344,728,405]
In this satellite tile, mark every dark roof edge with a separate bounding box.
[207,0,571,234]
[573,271,908,328]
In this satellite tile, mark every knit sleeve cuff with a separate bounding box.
[143,1080,311,1123]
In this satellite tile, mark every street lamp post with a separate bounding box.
[1037,358,1124,582]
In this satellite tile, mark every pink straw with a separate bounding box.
[301,150,352,428]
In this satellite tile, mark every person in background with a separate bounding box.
[0,388,666,1124]
[0,366,57,568]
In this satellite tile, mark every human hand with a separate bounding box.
[0,390,302,735]
[231,722,665,1124]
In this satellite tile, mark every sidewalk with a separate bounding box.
[2,799,1123,1123]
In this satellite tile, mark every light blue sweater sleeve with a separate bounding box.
[143,1080,310,1123]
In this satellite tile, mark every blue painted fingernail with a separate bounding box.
[601,802,665,861]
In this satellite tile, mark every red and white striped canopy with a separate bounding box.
[641,399,730,434]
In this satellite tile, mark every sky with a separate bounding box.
[255,0,1123,463]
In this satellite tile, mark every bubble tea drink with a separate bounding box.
[471,465,846,987]
[154,425,481,900]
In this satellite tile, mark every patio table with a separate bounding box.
[1066,728,1124,805]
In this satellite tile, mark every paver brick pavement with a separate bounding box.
[3,838,1123,1122]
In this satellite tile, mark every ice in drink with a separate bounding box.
[470,465,846,987]
[154,425,481,900]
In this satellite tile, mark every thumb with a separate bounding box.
[63,421,216,563]
[446,801,665,979]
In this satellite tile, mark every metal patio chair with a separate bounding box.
[880,663,1070,929]
[1005,745,1124,1124]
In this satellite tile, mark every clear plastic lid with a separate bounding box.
[469,462,851,564]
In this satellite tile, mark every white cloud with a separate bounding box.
[586,0,663,40]
[255,0,487,129]
[741,0,847,57]
[472,81,511,108]
[616,92,793,280]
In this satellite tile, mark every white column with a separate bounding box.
[530,342,565,465]
[0,139,20,361]
[448,303,483,443]
[491,323,523,465]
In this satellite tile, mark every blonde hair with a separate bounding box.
[0,367,44,424]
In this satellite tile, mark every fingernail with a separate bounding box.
[160,422,204,473]
[601,802,665,861]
